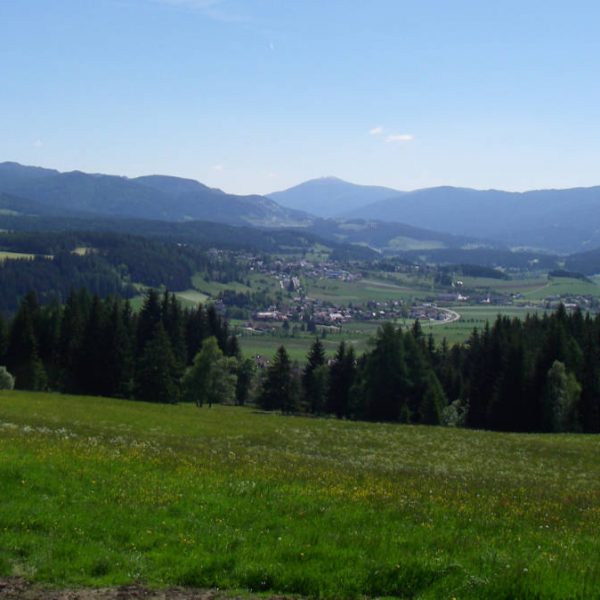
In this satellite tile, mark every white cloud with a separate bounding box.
[156,0,221,8]
[369,126,384,136]
[152,0,245,22]
[212,163,224,172]
[33,139,43,148]
[386,134,414,143]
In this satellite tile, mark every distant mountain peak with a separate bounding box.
[268,177,401,218]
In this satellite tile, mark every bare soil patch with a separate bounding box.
[0,579,295,600]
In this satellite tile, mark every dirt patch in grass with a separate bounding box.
[0,578,295,600]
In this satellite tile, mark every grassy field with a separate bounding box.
[424,305,552,345]
[174,289,210,307]
[236,326,377,361]
[236,306,551,360]
[305,277,425,304]
[1,391,599,598]
[459,275,600,301]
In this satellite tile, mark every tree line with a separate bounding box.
[1,290,599,433]
[256,306,600,433]
[0,289,246,403]
[0,231,247,311]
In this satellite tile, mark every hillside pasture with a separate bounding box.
[1,391,599,599]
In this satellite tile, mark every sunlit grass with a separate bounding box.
[1,391,599,598]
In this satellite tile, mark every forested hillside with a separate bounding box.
[0,162,309,227]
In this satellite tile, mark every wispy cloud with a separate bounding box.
[33,139,43,148]
[152,0,246,22]
[156,0,221,9]
[212,163,224,172]
[386,133,414,143]
[369,126,384,136]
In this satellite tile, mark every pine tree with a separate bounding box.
[327,341,356,418]
[234,358,255,406]
[0,313,7,365]
[162,291,187,379]
[579,328,600,432]
[360,323,409,422]
[136,289,162,355]
[6,292,46,390]
[36,298,62,389]
[77,295,108,395]
[186,304,207,363]
[258,346,294,413]
[135,322,180,403]
[302,337,327,414]
[58,290,89,392]
[103,298,135,398]
[419,372,446,425]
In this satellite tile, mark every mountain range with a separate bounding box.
[3,162,600,255]
[270,179,600,254]
[0,162,309,227]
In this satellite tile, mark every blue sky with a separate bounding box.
[2,0,600,194]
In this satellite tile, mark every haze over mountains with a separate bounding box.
[3,162,600,256]
[0,162,309,227]
[267,176,400,218]
[270,178,600,254]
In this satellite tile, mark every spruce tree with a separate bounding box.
[0,313,7,365]
[135,322,180,403]
[235,358,255,406]
[360,323,409,422]
[186,304,207,363]
[136,289,162,355]
[258,346,294,413]
[327,341,356,418]
[302,337,327,414]
[58,290,89,392]
[6,293,46,390]
[103,298,135,398]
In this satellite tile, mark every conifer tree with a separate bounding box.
[360,323,409,422]
[77,295,108,395]
[103,298,135,398]
[162,291,187,379]
[234,357,255,406]
[419,372,446,425]
[0,313,7,365]
[135,322,180,403]
[58,289,89,392]
[579,328,600,432]
[327,341,356,418]
[258,346,294,413]
[302,337,327,413]
[186,304,207,363]
[136,289,162,354]
[6,292,46,390]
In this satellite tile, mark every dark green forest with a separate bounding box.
[1,289,599,433]
[0,232,246,312]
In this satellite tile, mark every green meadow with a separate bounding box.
[1,391,599,598]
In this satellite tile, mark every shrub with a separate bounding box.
[0,366,15,390]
